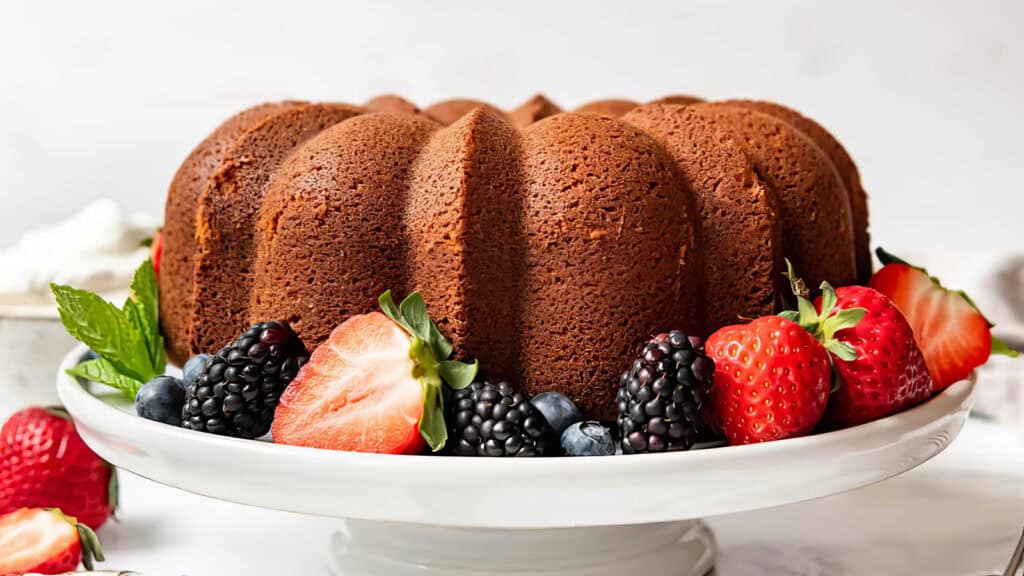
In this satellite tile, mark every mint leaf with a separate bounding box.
[51,283,152,382]
[379,290,402,325]
[66,358,144,400]
[399,292,431,341]
[439,359,478,390]
[127,259,165,372]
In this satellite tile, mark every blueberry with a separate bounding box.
[135,375,187,426]
[530,391,582,436]
[561,422,616,457]
[183,354,212,386]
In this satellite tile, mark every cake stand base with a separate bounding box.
[328,519,716,576]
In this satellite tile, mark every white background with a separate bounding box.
[1,0,1022,254]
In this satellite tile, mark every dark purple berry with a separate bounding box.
[181,320,309,438]
[616,330,716,454]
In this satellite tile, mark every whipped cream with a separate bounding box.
[0,199,157,306]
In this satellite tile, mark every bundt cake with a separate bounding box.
[159,93,866,420]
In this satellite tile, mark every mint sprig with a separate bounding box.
[379,290,479,451]
[52,259,165,399]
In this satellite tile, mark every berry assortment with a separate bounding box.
[52,248,1018,458]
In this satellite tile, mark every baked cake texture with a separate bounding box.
[160,93,866,420]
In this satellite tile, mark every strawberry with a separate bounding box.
[272,291,477,454]
[149,229,163,277]
[0,407,116,530]
[787,282,934,428]
[0,508,104,575]
[705,316,832,444]
[869,248,1019,391]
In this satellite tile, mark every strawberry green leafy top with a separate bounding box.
[379,290,478,451]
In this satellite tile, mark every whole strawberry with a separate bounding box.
[801,284,934,429]
[0,407,115,530]
[705,316,832,444]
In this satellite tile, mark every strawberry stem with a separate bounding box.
[780,259,865,363]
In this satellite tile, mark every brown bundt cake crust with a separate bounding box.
[574,99,640,117]
[249,113,440,348]
[160,101,303,364]
[647,95,704,106]
[365,95,421,116]
[508,94,563,129]
[423,99,508,126]
[163,95,863,421]
[519,113,702,420]
[723,100,870,283]
[697,102,857,289]
[405,108,526,380]
[189,103,365,355]
[623,103,783,332]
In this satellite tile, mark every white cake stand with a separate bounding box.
[57,344,976,576]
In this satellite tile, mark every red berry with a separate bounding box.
[0,407,114,530]
[272,312,428,454]
[705,316,831,444]
[0,508,103,575]
[816,285,933,428]
[869,255,1019,390]
[150,229,163,277]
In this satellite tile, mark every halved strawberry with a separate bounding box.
[869,248,1019,391]
[272,292,477,453]
[0,508,103,575]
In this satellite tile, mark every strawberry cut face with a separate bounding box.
[0,508,101,575]
[271,312,428,454]
[870,262,992,391]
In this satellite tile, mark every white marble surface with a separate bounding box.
[89,418,1023,575]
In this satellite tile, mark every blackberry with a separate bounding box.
[182,321,309,438]
[445,381,553,457]
[616,330,714,453]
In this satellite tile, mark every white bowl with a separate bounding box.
[57,343,976,575]
[0,303,74,420]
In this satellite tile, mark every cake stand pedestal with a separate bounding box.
[328,520,715,576]
[56,345,975,576]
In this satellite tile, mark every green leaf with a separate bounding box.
[439,359,478,390]
[821,307,867,340]
[824,339,858,361]
[138,236,153,248]
[128,259,165,373]
[875,246,915,268]
[399,292,432,341]
[379,290,402,323]
[992,336,1021,358]
[797,295,819,326]
[51,283,152,382]
[428,320,453,360]
[818,281,837,318]
[66,358,144,400]
[418,380,447,452]
[778,310,800,322]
